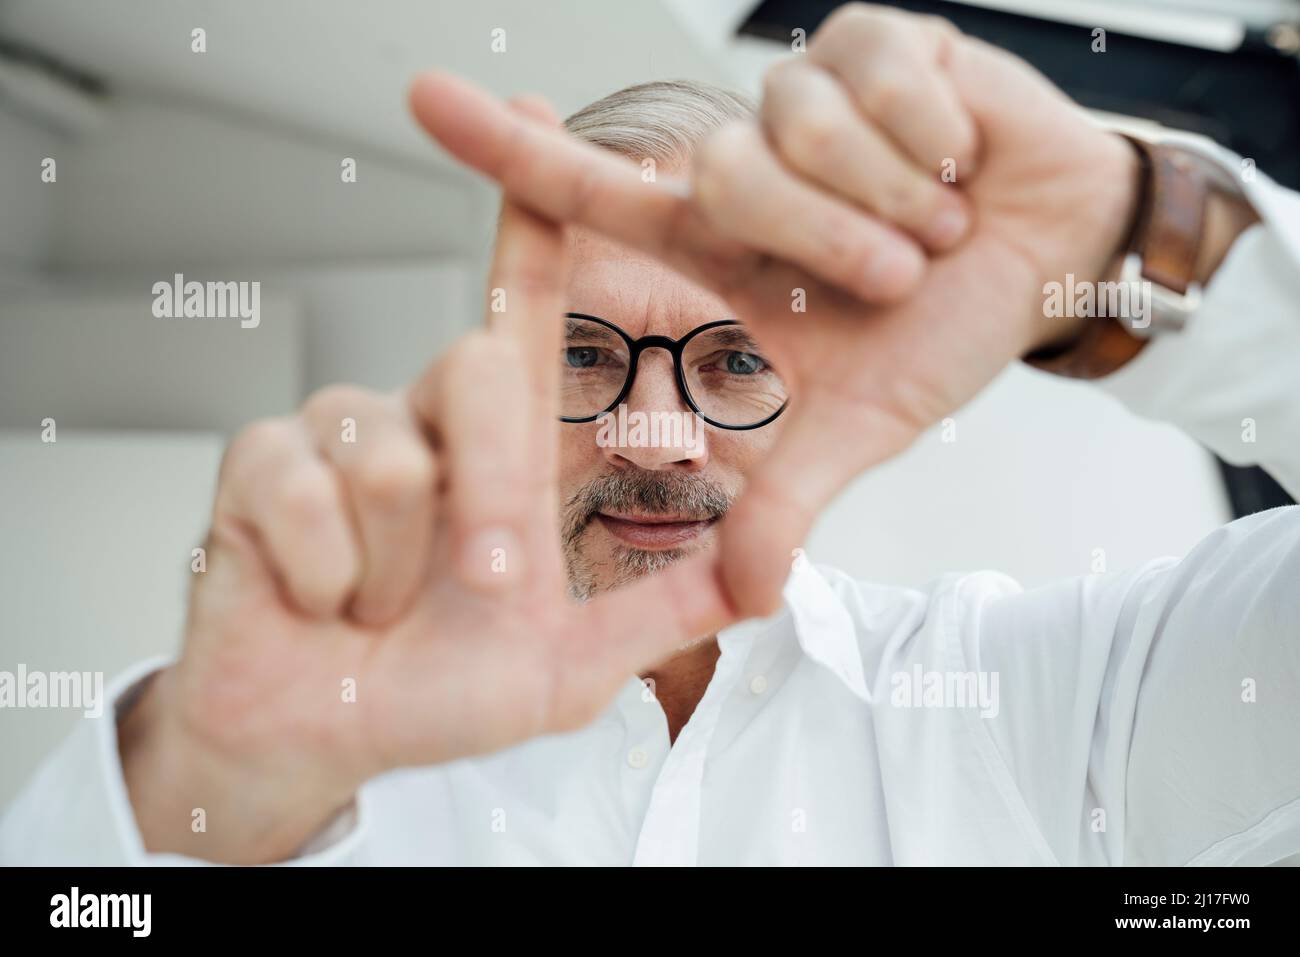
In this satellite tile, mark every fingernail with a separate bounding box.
[459,526,521,588]
[927,207,970,248]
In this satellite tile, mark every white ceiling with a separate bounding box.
[0,1,789,267]
[0,0,763,171]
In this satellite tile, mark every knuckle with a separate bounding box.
[785,108,842,168]
[691,125,749,211]
[222,418,292,480]
[880,175,935,224]
[448,328,504,364]
[951,126,978,169]
[435,331,522,411]
[825,2,872,32]
[760,58,799,100]
[823,3,896,47]
[272,466,339,530]
[302,382,373,423]
[920,13,962,46]
[443,330,515,382]
[502,264,561,300]
[353,442,434,511]
[820,218,865,277]
[861,71,910,121]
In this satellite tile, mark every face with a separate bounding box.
[559,227,784,599]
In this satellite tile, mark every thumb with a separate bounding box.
[719,395,918,617]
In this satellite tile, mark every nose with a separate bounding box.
[598,348,709,471]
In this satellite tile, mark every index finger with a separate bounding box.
[408,70,750,293]
[810,6,978,177]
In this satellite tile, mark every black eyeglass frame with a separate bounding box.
[560,312,788,431]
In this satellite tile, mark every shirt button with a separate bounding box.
[627,746,649,769]
[749,675,768,695]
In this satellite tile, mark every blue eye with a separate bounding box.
[566,347,600,368]
[725,352,764,375]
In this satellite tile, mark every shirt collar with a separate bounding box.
[719,554,871,703]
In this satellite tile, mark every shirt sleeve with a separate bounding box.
[0,658,372,866]
[971,502,1300,866]
[972,158,1300,864]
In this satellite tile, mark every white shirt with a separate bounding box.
[4,137,1300,867]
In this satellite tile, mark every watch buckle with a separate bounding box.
[1118,252,1202,337]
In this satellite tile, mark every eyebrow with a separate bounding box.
[699,327,762,351]
[567,316,762,350]
[564,318,622,344]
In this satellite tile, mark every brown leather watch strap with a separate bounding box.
[1138,145,1210,294]
[1021,301,1148,379]
[1023,136,1212,379]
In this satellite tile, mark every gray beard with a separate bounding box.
[567,544,690,602]
[562,470,732,601]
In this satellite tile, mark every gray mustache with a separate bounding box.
[563,471,733,546]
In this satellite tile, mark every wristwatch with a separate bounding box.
[1023,133,1259,380]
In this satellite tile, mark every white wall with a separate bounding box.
[0,431,223,806]
[14,259,481,428]
[807,363,1230,589]
[2,92,488,432]
[46,98,492,270]
[0,105,61,291]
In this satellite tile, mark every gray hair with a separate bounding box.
[563,79,755,165]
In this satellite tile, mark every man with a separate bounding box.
[3,4,1298,865]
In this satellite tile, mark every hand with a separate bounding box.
[407,3,1141,616]
[121,153,736,864]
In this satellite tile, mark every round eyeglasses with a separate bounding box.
[560,313,788,430]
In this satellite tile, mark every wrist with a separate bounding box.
[1090,133,1146,286]
[120,667,360,864]
[1022,133,1252,379]
[1024,133,1143,357]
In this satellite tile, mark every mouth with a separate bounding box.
[594,511,719,550]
